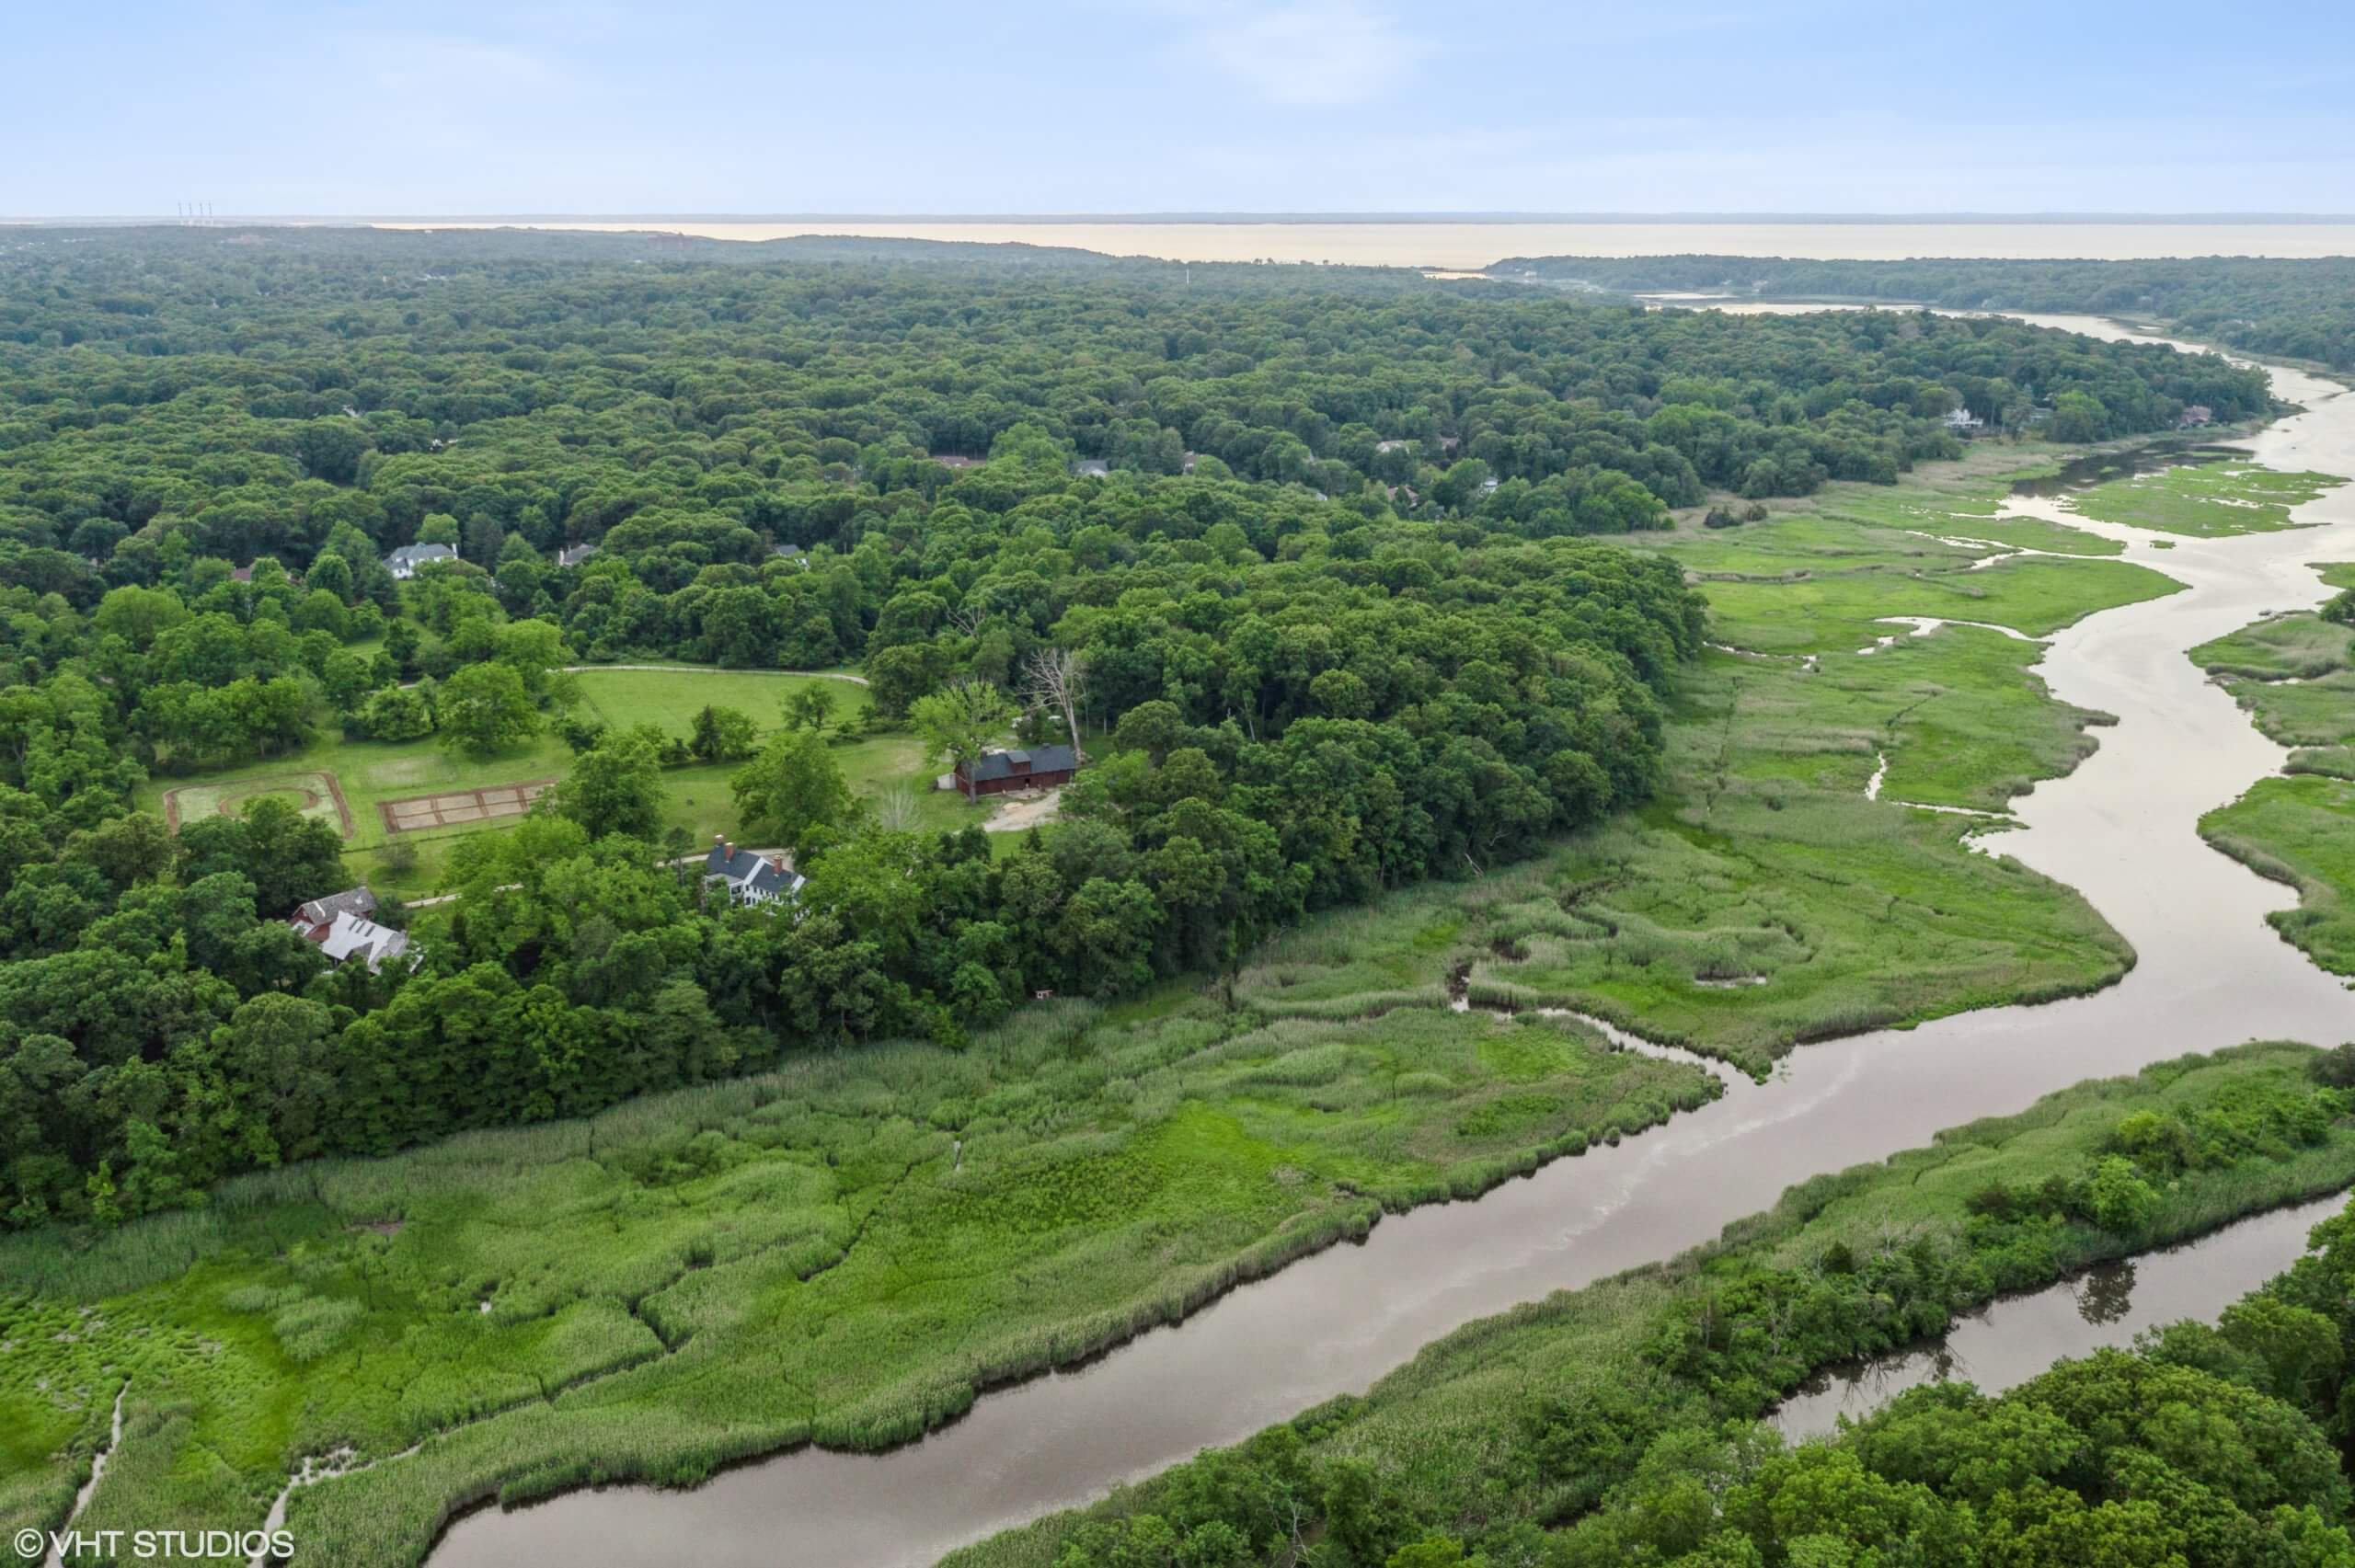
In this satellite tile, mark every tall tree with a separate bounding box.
[1023,647,1089,762]
[557,726,668,842]
[732,730,858,855]
[912,681,1017,801]
[435,662,539,756]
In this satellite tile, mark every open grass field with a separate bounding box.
[2062,458,2346,537]
[134,668,991,899]
[953,1042,2355,1568]
[136,728,580,898]
[569,667,867,737]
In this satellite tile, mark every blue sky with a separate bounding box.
[11,0,2355,216]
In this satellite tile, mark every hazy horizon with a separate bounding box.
[12,1,2354,216]
[16,212,2355,224]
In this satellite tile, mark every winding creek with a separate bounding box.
[1773,1187,2349,1440]
[428,322,2355,1567]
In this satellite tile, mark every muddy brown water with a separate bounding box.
[1774,1188,2349,1439]
[428,323,2355,1567]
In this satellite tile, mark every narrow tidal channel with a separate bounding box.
[1774,1187,2349,1439]
[430,326,2355,1568]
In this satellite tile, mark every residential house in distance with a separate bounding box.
[770,543,809,569]
[1180,451,1200,475]
[1373,439,1410,453]
[557,543,597,568]
[2179,404,2215,429]
[288,886,414,972]
[704,837,805,908]
[1943,407,1985,435]
[1072,459,1111,479]
[953,744,1078,796]
[931,453,983,471]
[385,543,458,580]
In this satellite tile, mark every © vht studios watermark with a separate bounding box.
[17,1528,295,1561]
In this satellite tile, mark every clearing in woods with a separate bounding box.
[159,770,355,838]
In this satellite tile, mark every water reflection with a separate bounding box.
[1774,1191,2344,1439]
[2008,442,2242,498]
[2074,1258,2137,1325]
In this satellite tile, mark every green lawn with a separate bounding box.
[2064,459,2345,537]
[570,667,867,736]
[138,727,580,898]
[137,669,992,898]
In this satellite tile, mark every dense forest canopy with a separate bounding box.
[1490,251,2355,372]
[0,228,2272,1234]
[0,228,2271,600]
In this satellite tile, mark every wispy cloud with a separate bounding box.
[361,33,573,97]
[1188,0,1429,108]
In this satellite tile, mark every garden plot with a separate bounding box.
[161,770,354,838]
[378,779,557,833]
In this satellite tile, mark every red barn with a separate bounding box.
[955,744,1078,797]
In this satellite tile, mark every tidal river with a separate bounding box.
[430,323,2355,1567]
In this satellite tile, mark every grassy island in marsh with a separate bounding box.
[2196,566,2355,978]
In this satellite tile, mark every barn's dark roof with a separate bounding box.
[963,744,1077,783]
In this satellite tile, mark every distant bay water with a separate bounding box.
[358,217,2355,269]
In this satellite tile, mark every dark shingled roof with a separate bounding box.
[292,886,377,929]
[704,843,805,901]
[963,744,1077,784]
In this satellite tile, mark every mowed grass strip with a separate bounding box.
[569,667,867,737]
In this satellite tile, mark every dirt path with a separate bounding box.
[983,788,1063,833]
